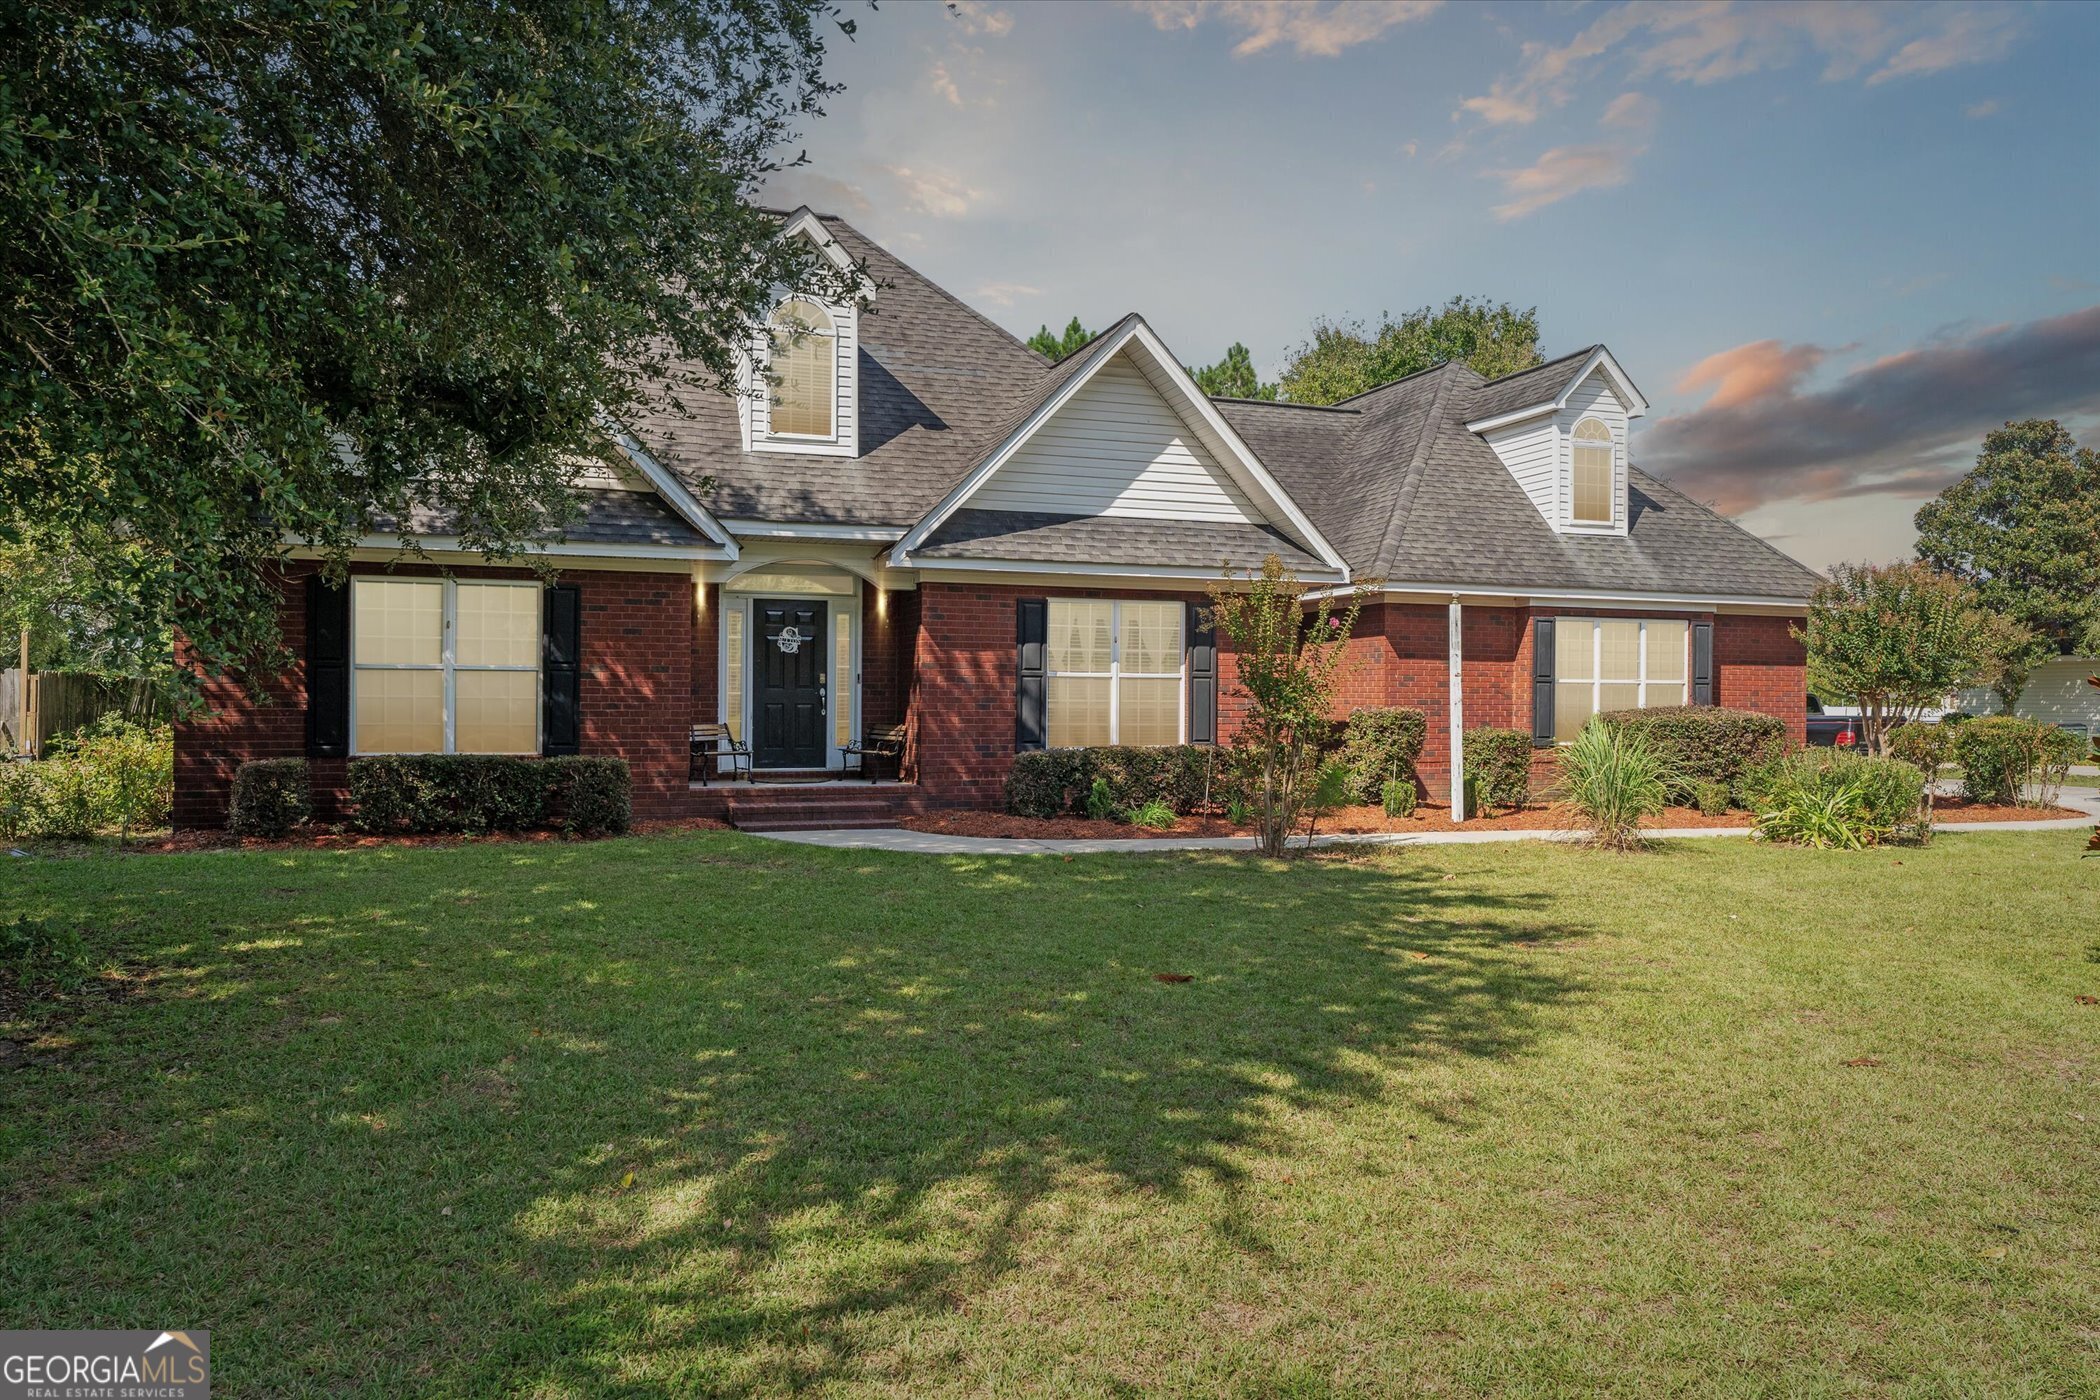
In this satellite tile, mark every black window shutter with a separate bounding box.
[306,575,350,758]
[1015,598,1048,751]
[1692,621,1715,705]
[1530,617,1556,748]
[543,584,582,756]
[1186,601,1217,745]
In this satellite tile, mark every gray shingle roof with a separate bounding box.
[1460,345,1603,425]
[916,509,1326,573]
[621,216,1817,601]
[371,490,713,550]
[626,216,1050,527]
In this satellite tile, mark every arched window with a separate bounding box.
[1571,416,1614,524]
[768,299,836,437]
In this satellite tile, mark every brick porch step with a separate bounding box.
[718,785,924,833]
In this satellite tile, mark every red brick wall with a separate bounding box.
[1714,613,1809,747]
[173,562,694,827]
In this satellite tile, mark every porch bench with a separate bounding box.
[841,723,907,783]
[690,723,751,785]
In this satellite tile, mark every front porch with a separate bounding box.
[675,773,929,832]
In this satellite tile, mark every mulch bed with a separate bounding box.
[896,798,2086,842]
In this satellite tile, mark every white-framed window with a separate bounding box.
[1046,599,1184,748]
[766,298,836,439]
[1570,416,1614,524]
[1553,617,1687,741]
[350,578,540,755]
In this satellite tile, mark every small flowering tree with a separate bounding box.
[1207,555,1373,857]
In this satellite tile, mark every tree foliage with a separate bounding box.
[1186,343,1277,400]
[1277,297,1543,406]
[1207,556,1372,857]
[2,0,854,684]
[1026,317,1096,361]
[1914,420,2100,677]
[1795,561,2002,755]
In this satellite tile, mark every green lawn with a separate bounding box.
[2,831,2096,1396]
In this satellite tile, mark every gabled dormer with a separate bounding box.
[1466,346,1648,537]
[741,208,868,459]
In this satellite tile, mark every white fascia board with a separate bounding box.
[777,207,875,298]
[889,316,1350,577]
[602,421,741,557]
[1464,346,1651,434]
[1302,581,1809,612]
[722,519,907,542]
[910,556,1347,585]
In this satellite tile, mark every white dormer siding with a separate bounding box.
[743,295,859,458]
[1557,367,1629,535]
[1480,364,1632,536]
[969,353,1261,522]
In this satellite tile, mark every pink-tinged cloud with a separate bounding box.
[1674,339,1828,409]
[1489,143,1637,221]
[1640,305,2100,515]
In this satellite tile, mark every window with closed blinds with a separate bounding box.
[1552,617,1689,740]
[1571,416,1614,524]
[1045,600,1184,748]
[767,299,836,438]
[723,606,746,741]
[351,579,540,754]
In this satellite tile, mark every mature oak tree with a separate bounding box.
[2,0,855,684]
[1914,420,2100,704]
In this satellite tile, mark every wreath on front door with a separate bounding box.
[774,624,806,655]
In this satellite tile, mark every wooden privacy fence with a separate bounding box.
[0,670,165,757]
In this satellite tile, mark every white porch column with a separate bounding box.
[1448,596,1465,823]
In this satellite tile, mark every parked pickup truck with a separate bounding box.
[1805,695,1867,748]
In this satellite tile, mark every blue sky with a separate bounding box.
[763,0,2100,569]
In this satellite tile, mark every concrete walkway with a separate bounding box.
[756,790,2100,857]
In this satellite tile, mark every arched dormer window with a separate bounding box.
[1571,416,1614,524]
[767,299,836,438]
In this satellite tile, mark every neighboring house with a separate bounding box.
[1955,656,2100,739]
[172,208,1821,828]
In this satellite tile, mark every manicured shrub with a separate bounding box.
[1005,746,1224,819]
[1337,707,1428,804]
[544,757,631,835]
[1464,728,1533,811]
[1085,777,1116,822]
[348,754,630,835]
[1745,750,1924,847]
[1381,777,1417,818]
[1950,715,2080,806]
[1887,722,1953,778]
[1691,780,1730,818]
[229,759,313,838]
[1599,706,1788,805]
[1555,718,1670,850]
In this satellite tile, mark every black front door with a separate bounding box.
[754,599,828,768]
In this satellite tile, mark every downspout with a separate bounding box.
[1448,596,1465,823]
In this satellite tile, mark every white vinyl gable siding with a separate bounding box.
[1483,416,1560,523]
[969,353,1262,523]
[1480,365,1631,535]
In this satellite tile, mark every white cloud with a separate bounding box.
[1490,92,1654,220]
[1456,2,2027,128]
[944,0,1013,38]
[882,164,982,219]
[1490,144,1638,221]
[929,61,964,107]
[1131,0,1441,58]
[1964,98,2001,119]
[973,281,1042,307]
